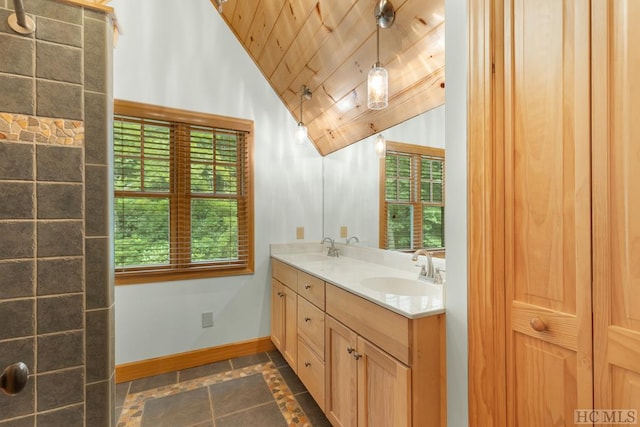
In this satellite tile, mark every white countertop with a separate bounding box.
[270,243,445,319]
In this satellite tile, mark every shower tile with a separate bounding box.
[86,307,113,383]
[37,294,83,334]
[0,74,34,115]
[86,379,113,427]
[84,91,108,165]
[36,366,84,411]
[35,17,82,47]
[0,222,34,260]
[85,164,109,236]
[36,145,82,182]
[0,378,34,422]
[36,41,82,84]
[0,415,35,427]
[0,34,34,76]
[83,17,107,93]
[37,331,83,372]
[22,0,82,25]
[0,337,34,376]
[36,403,83,427]
[0,299,34,340]
[37,257,83,295]
[0,142,33,181]
[0,260,35,299]
[0,182,34,219]
[37,183,83,219]
[36,80,82,120]
[85,237,111,309]
[37,220,83,257]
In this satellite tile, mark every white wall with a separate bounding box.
[445,0,469,424]
[111,0,323,364]
[323,105,445,246]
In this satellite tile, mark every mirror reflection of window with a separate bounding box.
[380,142,445,252]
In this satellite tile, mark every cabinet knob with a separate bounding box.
[347,347,355,354]
[304,284,311,290]
[353,352,362,361]
[277,291,285,298]
[530,317,547,332]
[304,317,311,323]
[304,361,311,367]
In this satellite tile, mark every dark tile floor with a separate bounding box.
[116,351,332,427]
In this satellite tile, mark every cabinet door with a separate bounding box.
[593,0,640,418]
[271,279,285,353]
[357,336,410,427]
[271,278,297,371]
[325,316,358,427]
[503,0,592,425]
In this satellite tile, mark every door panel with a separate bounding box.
[505,0,592,424]
[593,0,640,417]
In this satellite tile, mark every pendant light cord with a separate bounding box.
[375,20,381,67]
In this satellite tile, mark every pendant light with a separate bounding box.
[368,0,395,110]
[296,85,312,144]
[374,134,386,158]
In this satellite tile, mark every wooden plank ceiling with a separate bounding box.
[214,0,445,156]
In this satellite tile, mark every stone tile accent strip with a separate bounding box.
[0,113,84,145]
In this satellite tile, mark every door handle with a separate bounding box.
[1,362,29,395]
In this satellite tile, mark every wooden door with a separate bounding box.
[356,336,411,427]
[325,316,358,427]
[592,1,640,422]
[503,0,593,424]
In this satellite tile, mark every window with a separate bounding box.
[380,142,444,251]
[113,100,254,284]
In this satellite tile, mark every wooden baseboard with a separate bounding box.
[115,336,276,383]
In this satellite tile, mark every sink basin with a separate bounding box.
[289,253,331,262]
[360,277,440,297]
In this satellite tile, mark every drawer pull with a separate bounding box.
[304,317,311,323]
[304,284,311,290]
[347,347,355,354]
[353,352,362,361]
[530,317,547,332]
[304,361,311,367]
[277,291,285,298]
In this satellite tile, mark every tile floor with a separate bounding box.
[116,351,332,427]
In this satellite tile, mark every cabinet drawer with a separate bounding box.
[326,283,410,365]
[297,297,325,359]
[297,337,325,411]
[297,271,325,309]
[272,259,298,291]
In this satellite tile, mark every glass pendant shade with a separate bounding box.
[368,65,388,110]
[374,134,386,158]
[296,122,308,144]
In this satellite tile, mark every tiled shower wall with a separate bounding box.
[0,0,114,425]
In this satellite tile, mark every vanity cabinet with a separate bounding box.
[271,259,445,427]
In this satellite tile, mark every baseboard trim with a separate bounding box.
[115,336,276,383]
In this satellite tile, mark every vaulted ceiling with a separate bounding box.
[213,0,445,155]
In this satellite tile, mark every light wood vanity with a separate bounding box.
[271,258,446,427]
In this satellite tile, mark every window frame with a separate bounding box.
[113,99,254,285]
[379,141,445,251]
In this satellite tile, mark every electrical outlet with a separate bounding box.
[202,312,214,328]
[296,227,304,239]
[340,226,348,238]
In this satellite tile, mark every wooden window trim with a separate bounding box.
[379,141,445,250]
[114,99,254,285]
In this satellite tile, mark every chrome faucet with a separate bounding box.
[411,249,435,281]
[346,236,359,245]
[321,237,340,257]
